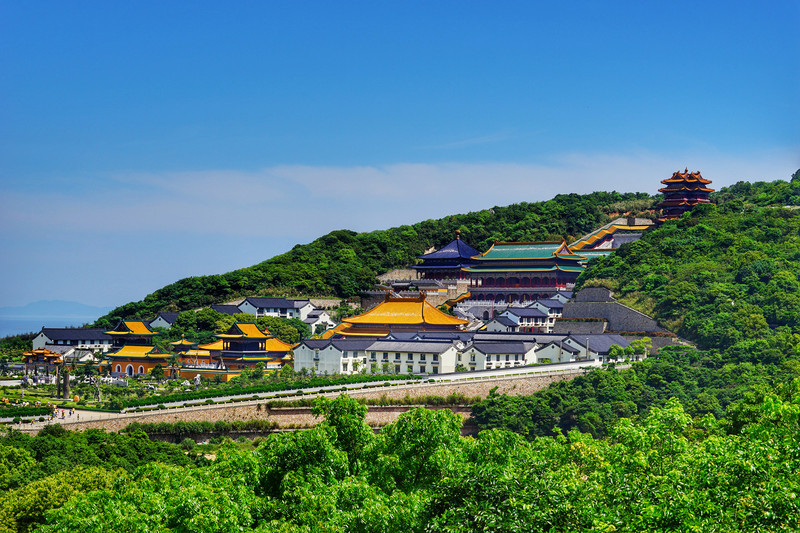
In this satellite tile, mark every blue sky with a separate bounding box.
[1,1,798,308]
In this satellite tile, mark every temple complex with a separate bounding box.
[658,169,714,220]
[411,231,479,280]
[106,321,171,376]
[329,293,468,337]
[462,241,586,303]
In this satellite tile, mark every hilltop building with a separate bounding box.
[570,217,655,252]
[238,297,315,321]
[463,241,585,303]
[411,231,479,280]
[150,312,179,329]
[658,169,714,220]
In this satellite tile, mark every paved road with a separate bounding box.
[12,361,602,431]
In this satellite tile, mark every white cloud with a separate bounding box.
[2,147,798,306]
[3,148,798,242]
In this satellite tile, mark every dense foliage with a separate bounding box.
[472,345,800,438]
[473,171,800,440]
[578,202,800,352]
[0,424,195,533]
[94,191,652,324]
[14,392,799,532]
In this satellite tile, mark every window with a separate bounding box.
[395,365,401,373]
[432,366,439,374]
[420,354,426,361]
[343,362,348,372]
[515,355,519,361]
[407,365,413,373]
[406,353,413,362]
[115,364,121,373]
[433,354,438,362]
[470,354,476,362]
[343,351,348,357]
[370,352,377,361]
[138,365,144,374]
[505,355,510,361]
[419,365,425,373]
[394,352,400,360]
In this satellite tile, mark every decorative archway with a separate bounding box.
[138,365,145,375]
[115,364,121,373]
[126,365,134,376]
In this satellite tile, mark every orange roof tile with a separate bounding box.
[109,345,169,358]
[344,295,467,327]
[264,337,296,352]
[199,340,224,351]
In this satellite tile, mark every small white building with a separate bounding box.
[500,307,551,333]
[484,316,519,333]
[365,340,459,374]
[294,338,374,375]
[304,309,336,334]
[549,291,573,304]
[534,340,582,363]
[239,297,316,321]
[459,341,537,370]
[150,312,179,330]
[33,327,113,353]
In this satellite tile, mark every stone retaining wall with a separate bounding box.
[19,372,584,435]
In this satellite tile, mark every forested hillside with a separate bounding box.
[472,170,800,439]
[94,191,653,326]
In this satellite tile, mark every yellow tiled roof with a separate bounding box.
[107,321,156,336]
[264,337,296,352]
[125,321,156,335]
[236,323,267,338]
[344,296,467,326]
[170,339,195,346]
[320,324,345,339]
[337,327,391,337]
[199,340,224,351]
[182,349,211,356]
[109,345,169,358]
[217,323,268,339]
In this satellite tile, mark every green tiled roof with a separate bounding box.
[475,242,585,261]
[463,265,585,273]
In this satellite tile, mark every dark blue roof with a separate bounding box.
[531,299,564,309]
[473,342,534,355]
[492,316,518,327]
[416,237,480,261]
[152,312,179,324]
[243,297,311,309]
[40,328,112,341]
[506,308,548,318]
[211,304,242,315]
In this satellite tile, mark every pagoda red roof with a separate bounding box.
[660,168,713,186]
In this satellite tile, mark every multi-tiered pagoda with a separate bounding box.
[411,231,479,280]
[658,169,714,220]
